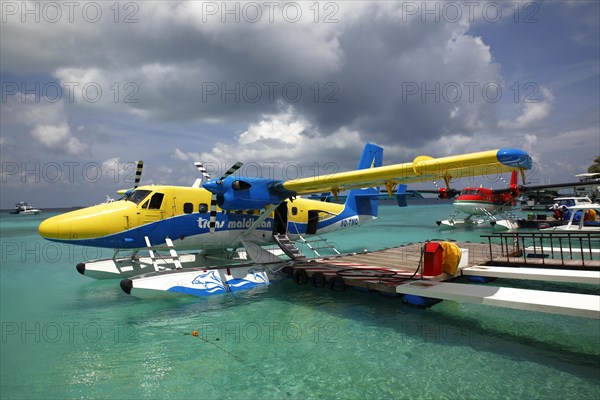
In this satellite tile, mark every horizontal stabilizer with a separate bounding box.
[396,184,408,207]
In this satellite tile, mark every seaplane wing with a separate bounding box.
[203,148,532,210]
[503,180,600,194]
[284,148,531,195]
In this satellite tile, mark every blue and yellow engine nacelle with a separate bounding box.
[203,177,296,210]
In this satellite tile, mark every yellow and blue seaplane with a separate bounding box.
[38,144,532,298]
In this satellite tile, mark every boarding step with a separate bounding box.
[273,234,306,260]
[144,236,183,271]
[296,234,341,257]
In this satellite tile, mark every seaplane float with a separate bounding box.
[38,144,532,299]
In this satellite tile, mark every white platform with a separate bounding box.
[396,281,600,319]
[461,265,600,284]
[524,246,600,255]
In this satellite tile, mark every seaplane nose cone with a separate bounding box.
[202,180,222,194]
[38,216,62,240]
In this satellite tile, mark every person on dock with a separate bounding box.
[551,204,564,220]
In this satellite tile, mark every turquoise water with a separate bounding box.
[1,205,599,399]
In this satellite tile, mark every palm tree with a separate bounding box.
[588,156,600,174]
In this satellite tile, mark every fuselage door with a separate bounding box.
[138,192,165,225]
[306,210,319,235]
[273,202,288,235]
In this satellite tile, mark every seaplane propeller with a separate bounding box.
[133,160,144,189]
[431,180,460,199]
[194,161,290,243]
[438,187,461,199]
[201,161,298,234]
[116,160,144,197]
[196,161,243,233]
[217,162,243,185]
[194,162,211,181]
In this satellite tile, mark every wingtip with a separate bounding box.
[497,148,532,170]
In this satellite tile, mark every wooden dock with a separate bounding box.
[292,241,499,292]
[289,240,600,319]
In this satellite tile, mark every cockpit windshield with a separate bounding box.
[125,189,151,205]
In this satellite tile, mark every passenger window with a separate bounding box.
[141,200,149,209]
[199,203,208,213]
[183,203,193,214]
[292,207,298,215]
[148,193,164,209]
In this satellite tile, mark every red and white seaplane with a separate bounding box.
[435,171,521,231]
[433,171,600,231]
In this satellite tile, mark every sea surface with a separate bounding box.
[1,205,599,399]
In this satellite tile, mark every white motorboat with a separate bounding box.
[540,203,600,232]
[550,196,594,208]
[9,201,41,215]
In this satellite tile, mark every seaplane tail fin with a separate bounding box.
[510,170,518,187]
[357,143,384,171]
[509,170,520,197]
[343,143,383,218]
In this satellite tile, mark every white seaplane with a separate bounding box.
[38,144,532,298]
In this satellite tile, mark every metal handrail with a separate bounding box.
[481,231,599,266]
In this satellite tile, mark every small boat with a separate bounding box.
[550,196,595,208]
[519,196,594,229]
[539,203,600,232]
[9,201,41,215]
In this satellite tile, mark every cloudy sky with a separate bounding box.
[1,1,598,208]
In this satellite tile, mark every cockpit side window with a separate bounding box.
[148,193,165,209]
[127,190,152,205]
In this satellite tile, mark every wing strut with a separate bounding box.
[237,203,281,241]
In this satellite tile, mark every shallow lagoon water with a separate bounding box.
[1,205,599,399]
